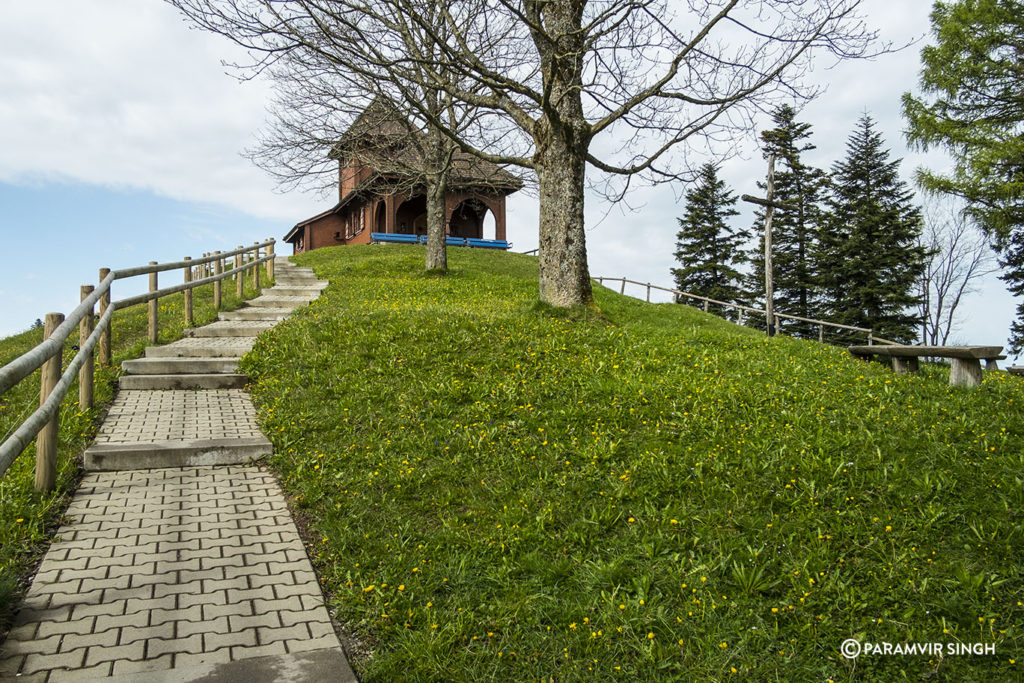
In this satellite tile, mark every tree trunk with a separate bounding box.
[536,133,592,306]
[531,0,592,307]
[425,174,448,272]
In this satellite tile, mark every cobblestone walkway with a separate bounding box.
[94,391,262,445]
[0,260,355,682]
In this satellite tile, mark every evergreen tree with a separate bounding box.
[671,163,749,310]
[903,0,1024,351]
[820,114,928,342]
[747,105,828,336]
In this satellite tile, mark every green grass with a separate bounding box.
[241,245,1023,681]
[0,270,269,630]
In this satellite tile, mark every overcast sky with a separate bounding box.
[0,1,1018,355]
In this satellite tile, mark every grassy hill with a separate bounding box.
[247,245,1013,680]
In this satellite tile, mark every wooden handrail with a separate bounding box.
[0,238,276,488]
[112,254,273,308]
[0,272,115,395]
[595,275,897,347]
[110,239,275,279]
[0,302,115,477]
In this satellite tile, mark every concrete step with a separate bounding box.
[246,296,313,308]
[276,277,321,286]
[119,373,248,390]
[268,281,328,291]
[122,357,240,375]
[84,437,272,471]
[146,338,255,358]
[219,308,294,322]
[185,321,276,337]
[263,288,326,298]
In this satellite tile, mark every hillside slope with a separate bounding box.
[242,245,1023,681]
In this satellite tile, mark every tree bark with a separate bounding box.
[425,175,448,271]
[531,0,592,307]
[536,131,592,306]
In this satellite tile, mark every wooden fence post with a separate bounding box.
[738,309,744,326]
[148,262,158,344]
[267,241,275,281]
[620,279,626,295]
[819,324,824,344]
[79,286,94,410]
[183,257,193,326]
[646,284,651,302]
[703,300,709,313]
[236,246,244,298]
[36,313,63,492]
[99,268,111,367]
[213,251,222,310]
[253,242,261,291]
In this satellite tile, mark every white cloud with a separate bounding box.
[0,0,322,221]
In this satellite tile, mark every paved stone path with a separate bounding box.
[0,260,356,682]
[95,391,262,445]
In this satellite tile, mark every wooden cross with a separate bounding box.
[741,154,794,337]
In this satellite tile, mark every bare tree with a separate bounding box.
[918,196,997,345]
[169,0,882,306]
[228,3,499,272]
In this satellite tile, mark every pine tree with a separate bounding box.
[903,0,1024,351]
[747,105,828,336]
[820,114,928,342]
[671,163,749,311]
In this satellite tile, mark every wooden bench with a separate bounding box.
[848,345,1004,388]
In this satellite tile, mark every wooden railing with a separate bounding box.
[595,276,899,347]
[0,239,276,489]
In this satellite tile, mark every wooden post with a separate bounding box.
[79,287,94,410]
[819,324,824,344]
[738,309,744,326]
[36,313,63,492]
[236,247,244,298]
[742,156,789,338]
[620,279,626,295]
[868,331,874,346]
[253,242,261,291]
[98,267,111,367]
[183,257,193,326]
[148,262,158,344]
[213,251,222,310]
[764,155,776,337]
[267,241,275,281]
[703,300,709,313]
[646,284,651,302]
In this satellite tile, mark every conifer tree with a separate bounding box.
[819,114,928,342]
[747,105,828,336]
[903,0,1024,351]
[671,163,749,311]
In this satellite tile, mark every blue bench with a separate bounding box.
[371,232,420,244]
[371,232,512,250]
[467,238,511,250]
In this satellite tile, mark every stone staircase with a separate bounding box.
[82,258,327,471]
[2,257,358,682]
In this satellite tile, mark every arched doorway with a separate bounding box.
[396,196,427,235]
[375,201,387,233]
[450,199,488,239]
